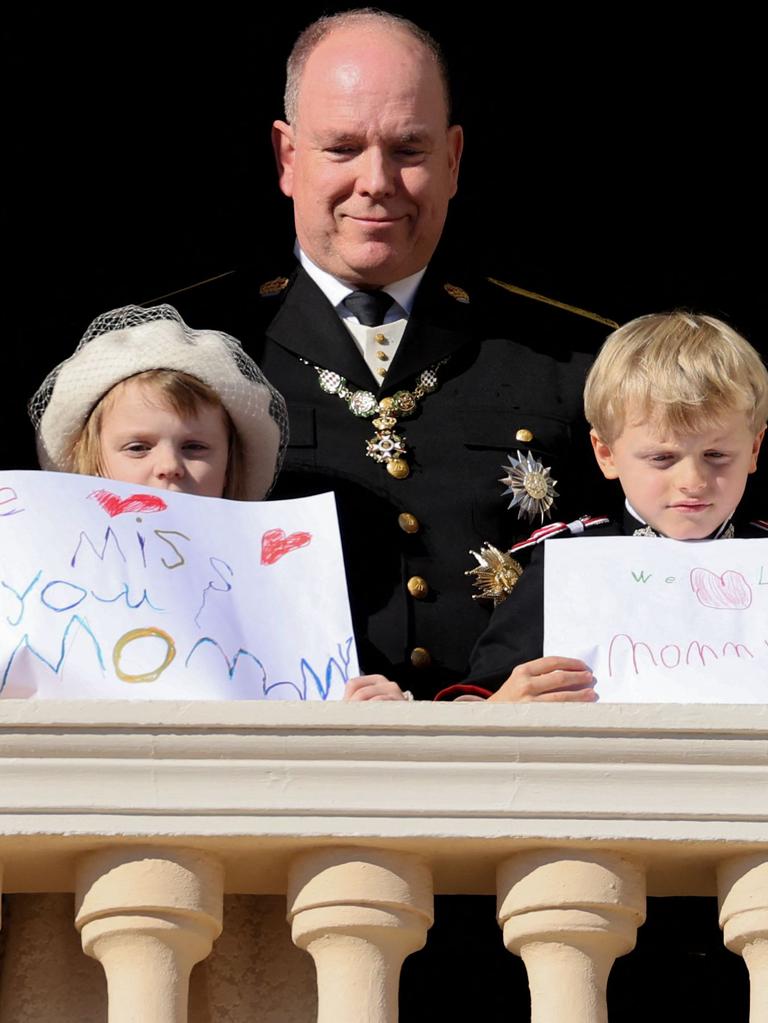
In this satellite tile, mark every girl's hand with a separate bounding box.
[343,675,410,701]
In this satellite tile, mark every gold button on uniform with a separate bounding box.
[410,647,432,669]
[398,512,420,534]
[376,367,387,377]
[387,459,410,479]
[375,332,387,343]
[407,576,429,599]
[515,428,534,443]
[376,350,389,361]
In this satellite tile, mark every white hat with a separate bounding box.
[30,304,288,501]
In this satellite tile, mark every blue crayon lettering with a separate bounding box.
[185,637,268,684]
[1,614,105,693]
[1,570,42,626]
[194,558,234,626]
[71,527,126,569]
[90,584,165,611]
[40,580,88,613]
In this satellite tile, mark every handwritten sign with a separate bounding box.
[0,471,358,700]
[544,537,768,703]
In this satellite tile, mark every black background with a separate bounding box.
[5,6,766,469]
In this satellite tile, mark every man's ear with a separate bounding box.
[446,124,464,198]
[590,429,619,479]
[271,120,296,197]
[750,426,766,473]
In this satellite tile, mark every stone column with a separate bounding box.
[497,850,646,1023]
[75,847,223,1023]
[287,848,433,1023]
[718,854,768,1023]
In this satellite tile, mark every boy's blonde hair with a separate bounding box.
[71,369,245,499]
[584,312,768,442]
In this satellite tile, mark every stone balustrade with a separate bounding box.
[0,700,765,1021]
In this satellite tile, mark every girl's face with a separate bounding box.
[98,378,229,498]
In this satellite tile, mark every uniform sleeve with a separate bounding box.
[460,543,546,692]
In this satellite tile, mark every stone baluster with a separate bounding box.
[718,854,768,1023]
[287,848,433,1023]
[75,847,223,1023]
[497,850,646,1023]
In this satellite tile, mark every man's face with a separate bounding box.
[272,25,463,287]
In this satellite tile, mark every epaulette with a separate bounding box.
[510,515,612,554]
[486,277,619,329]
[750,520,768,532]
[258,275,291,298]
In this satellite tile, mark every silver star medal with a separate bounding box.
[500,450,558,523]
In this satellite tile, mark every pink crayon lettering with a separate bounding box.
[608,634,754,676]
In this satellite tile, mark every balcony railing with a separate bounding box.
[0,700,766,1022]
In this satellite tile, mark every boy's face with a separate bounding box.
[591,411,764,539]
[99,378,230,498]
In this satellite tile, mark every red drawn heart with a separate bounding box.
[261,527,312,565]
[89,490,168,517]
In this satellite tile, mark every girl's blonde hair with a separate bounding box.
[584,312,768,442]
[71,369,245,499]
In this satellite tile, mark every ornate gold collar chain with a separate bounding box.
[302,360,445,479]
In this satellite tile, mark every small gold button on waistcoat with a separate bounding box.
[376,350,389,361]
[515,428,534,443]
[410,647,432,669]
[407,576,429,599]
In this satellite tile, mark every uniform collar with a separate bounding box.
[295,246,426,318]
[623,500,736,540]
[266,256,477,393]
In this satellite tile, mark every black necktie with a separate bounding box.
[343,290,393,327]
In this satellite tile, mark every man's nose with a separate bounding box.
[355,147,396,197]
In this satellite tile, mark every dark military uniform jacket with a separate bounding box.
[461,507,768,694]
[173,257,615,698]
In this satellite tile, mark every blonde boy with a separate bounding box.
[442,312,768,702]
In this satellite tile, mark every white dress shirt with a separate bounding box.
[298,248,427,385]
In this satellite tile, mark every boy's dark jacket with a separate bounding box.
[446,507,768,698]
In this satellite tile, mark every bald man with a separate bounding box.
[173,9,615,700]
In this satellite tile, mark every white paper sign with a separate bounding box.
[0,471,358,700]
[544,537,768,703]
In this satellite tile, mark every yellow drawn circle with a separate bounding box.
[113,627,176,683]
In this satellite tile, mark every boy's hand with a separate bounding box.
[487,657,597,703]
[344,675,410,701]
